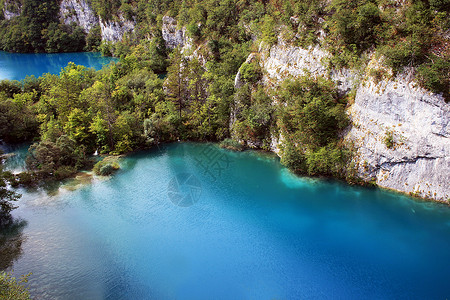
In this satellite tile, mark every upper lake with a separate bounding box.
[2,143,450,299]
[0,51,117,81]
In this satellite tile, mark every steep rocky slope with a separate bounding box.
[59,0,97,33]
[236,39,449,202]
[2,0,136,41]
[347,75,449,201]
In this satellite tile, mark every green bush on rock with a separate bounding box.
[93,157,120,176]
[277,75,351,178]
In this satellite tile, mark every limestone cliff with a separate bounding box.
[161,16,192,51]
[58,0,135,41]
[347,74,449,201]
[99,16,135,42]
[59,0,98,33]
[3,0,136,42]
[236,40,449,202]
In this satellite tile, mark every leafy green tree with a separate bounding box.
[0,272,31,300]
[239,61,262,84]
[81,78,116,150]
[277,76,350,176]
[64,108,94,151]
[261,15,277,44]
[165,49,187,120]
[0,97,39,143]
[85,25,102,51]
[112,111,142,154]
[0,159,21,228]
[327,0,383,53]
[26,135,87,179]
[89,112,110,153]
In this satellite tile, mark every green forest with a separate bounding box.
[0,0,449,223]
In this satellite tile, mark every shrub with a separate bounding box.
[239,61,262,84]
[277,76,351,177]
[54,166,77,180]
[417,56,450,102]
[93,157,120,176]
[0,272,31,300]
[220,138,244,151]
[280,140,306,172]
[261,15,277,45]
[369,68,387,84]
[15,172,35,186]
[384,130,395,149]
[187,22,201,40]
[305,143,350,177]
[85,25,102,51]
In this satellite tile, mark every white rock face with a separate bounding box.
[260,40,355,93]
[3,9,19,20]
[99,16,135,42]
[2,0,21,20]
[347,77,449,201]
[162,16,188,49]
[59,0,98,33]
[244,40,449,202]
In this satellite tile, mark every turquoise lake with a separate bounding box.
[2,143,450,299]
[0,51,116,81]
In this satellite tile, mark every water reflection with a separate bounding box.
[0,219,27,271]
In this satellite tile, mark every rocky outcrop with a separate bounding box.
[59,0,98,33]
[347,75,449,201]
[4,0,134,42]
[99,16,135,42]
[237,39,449,202]
[259,40,355,93]
[2,0,21,20]
[162,16,189,50]
[60,0,136,41]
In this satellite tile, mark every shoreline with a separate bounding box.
[6,140,448,206]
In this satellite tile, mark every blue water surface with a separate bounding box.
[4,143,450,299]
[0,51,116,81]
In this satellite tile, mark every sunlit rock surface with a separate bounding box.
[59,0,98,33]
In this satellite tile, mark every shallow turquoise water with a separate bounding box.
[3,143,450,299]
[0,51,116,81]
[0,142,29,173]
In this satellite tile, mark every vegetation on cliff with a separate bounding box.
[1,0,447,97]
[0,0,97,52]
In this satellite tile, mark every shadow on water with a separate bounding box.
[0,219,27,271]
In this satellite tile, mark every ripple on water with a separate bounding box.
[3,143,450,299]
